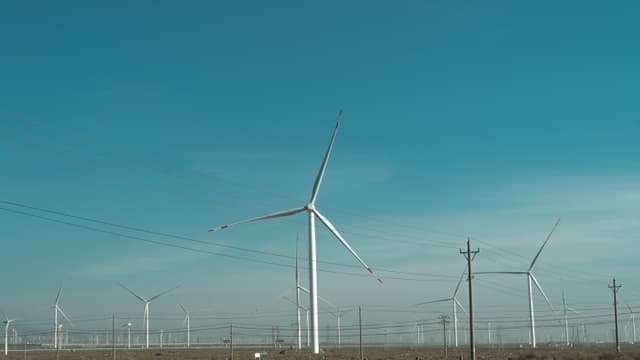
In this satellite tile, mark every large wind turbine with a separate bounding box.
[2,313,14,356]
[417,267,467,347]
[561,291,579,346]
[51,287,71,349]
[179,304,190,348]
[476,218,560,348]
[118,283,179,349]
[208,111,380,353]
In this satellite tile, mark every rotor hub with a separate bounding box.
[306,203,315,211]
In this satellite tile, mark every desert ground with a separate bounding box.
[5,346,640,360]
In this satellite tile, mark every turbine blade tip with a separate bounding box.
[367,267,373,274]
[207,229,215,232]
[221,225,229,229]
[377,278,383,284]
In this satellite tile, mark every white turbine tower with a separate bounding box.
[2,313,15,356]
[179,304,190,348]
[561,291,579,346]
[628,304,636,344]
[208,111,380,353]
[122,322,133,349]
[51,287,71,349]
[477,218,560,348]
[417,267,467,347]
[297,285,346,347]
[282,296,310,348]
[118,283,179,349]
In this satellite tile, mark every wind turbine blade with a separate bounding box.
[530,273,553,310]
[309,110,342,204]
[283,296,308,311]
[567,307,580,314]
[474,271,528,275]
[627,304,633,314]
[54,287,63,305]
[297,285,310,294]
[314,209,375,278]
[416,298,450,306]
[316,294,337,309]
[208,207,306,232]
[454,298,467,314]
[529,218,561,271]
[452,268,467,297]
[118,283,148,303]
[57,307,72,324]
[149,284,181,302]
[179,304,188,315]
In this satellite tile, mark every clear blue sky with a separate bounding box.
[1,1,639,345]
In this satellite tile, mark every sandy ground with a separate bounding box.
[4,345,640,360]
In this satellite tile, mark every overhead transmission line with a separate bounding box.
[0,203,456,283]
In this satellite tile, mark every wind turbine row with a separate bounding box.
[208,110,381,354]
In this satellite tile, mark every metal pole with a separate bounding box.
[359,306,363,360]
[112,314,116,360]
[440,316,449,358]
[229,324,233,360]
[609,278,622,353]
[460,238,479,360]
[295,236,302,350]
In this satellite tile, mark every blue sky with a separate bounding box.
[1,1,639,345]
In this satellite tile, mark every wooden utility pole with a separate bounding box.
[460,238,479,360]
[439,315,450,357]
[609,278,622,353]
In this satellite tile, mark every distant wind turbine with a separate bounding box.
[417,266,468,347]
[2,313,15,356]
[118,283,180,349]
[628,304,637,344]
[51,287,71,349]
[179,304,190,348]
[297,285,347,347]
[282,296,310,348]
[208,111,380,353]
[561,291,579,346]
[122,321,133,349]
[476,218,560,348]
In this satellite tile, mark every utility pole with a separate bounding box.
[439,315,450,358]
[460,238,479,360]
[112,314,116,360]
[295,235,302,350]
[229,324,233,360]
[609,278,622,353]
[359,306,363,360]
